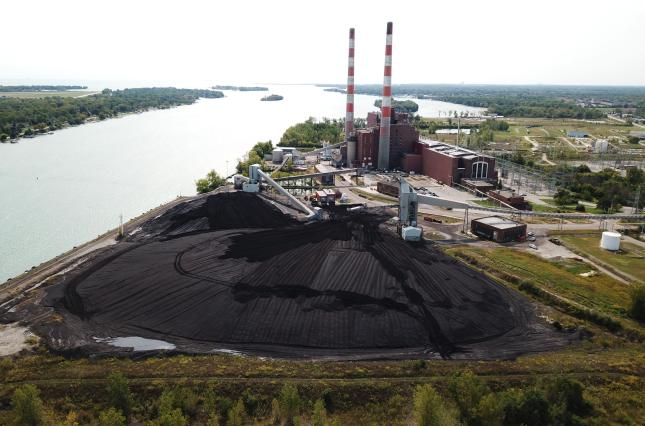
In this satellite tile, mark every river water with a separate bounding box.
[0,84,482,282]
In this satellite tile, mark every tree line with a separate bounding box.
[278,118,343,148]
[0,87,224,141]
[0,85,88,92]
[6,369,596,425]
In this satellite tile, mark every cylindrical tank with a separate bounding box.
[272,148,283,163]
[600,231,621,251]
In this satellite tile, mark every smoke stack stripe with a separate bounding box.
[378,22,393,170]
[346,27,356,166]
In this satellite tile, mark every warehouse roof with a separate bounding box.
[473,216,524,230]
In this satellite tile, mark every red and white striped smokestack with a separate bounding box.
[377,21,393,170]
[345,28,356,166]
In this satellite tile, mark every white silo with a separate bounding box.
[600,231,621,251]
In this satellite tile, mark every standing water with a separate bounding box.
[0,84,482,282]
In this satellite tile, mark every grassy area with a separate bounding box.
[555,233,645,283]
[444,246,635,321]
[419,213,462,224]
[1,346,643,425]
[349,188,397,204]
[0,91,97,98]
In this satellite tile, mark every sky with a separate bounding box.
[2,0,644,87]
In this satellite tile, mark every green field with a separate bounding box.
[445,246,635,321]
[556,234,645,283]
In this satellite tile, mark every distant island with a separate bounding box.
[0,85,88,92]
[261,94,284,102]
[374,99,419,114]
[0,87,224,143]
[213,85,268,92]
[324,87,347,94]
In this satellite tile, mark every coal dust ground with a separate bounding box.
[25,192,574,359]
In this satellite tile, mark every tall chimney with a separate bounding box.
[345,28,356,166]
[377,22,393,170]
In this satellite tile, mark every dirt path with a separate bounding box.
[541,152,556,165]
[524,135,539,151]
[0,371,631,388]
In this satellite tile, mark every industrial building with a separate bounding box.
[402,141,496,185]
[488,190,531,210]
[471,216,527,242]
[349,111,419,169]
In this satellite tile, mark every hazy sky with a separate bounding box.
[2,0,644,86]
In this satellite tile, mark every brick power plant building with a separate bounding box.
[341,23,496,186]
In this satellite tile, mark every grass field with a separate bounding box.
[0,91,97,98]
[556,234,645,283]
[444,246,635,321]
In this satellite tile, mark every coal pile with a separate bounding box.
[128,191,297,240]
[38,192,571,358]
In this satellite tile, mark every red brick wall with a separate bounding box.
[402,153,422,173]
[356,129,378,168]
[421,148,458,184]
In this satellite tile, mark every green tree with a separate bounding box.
[501,388,551,426]
[196,170,227,194]
[157,409,188,426]
[227,399,246,426]
[279,383,302,426]
[11,384,45,426]
[475,393,504,426]
[447,370,489,424]
[413,384,457,426]
[98,408,126,426]
[271,398,281,425]
[105,372,133,418]
[542,377,592,425]
[629,285,645,322]
[312,399,327,426]
[252,140,274,158]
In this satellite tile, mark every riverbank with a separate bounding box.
[0,87,224,143]
[0,194,189,304]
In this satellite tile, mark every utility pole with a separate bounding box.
[634,185,641,214]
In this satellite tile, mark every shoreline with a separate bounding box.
[0,194,192,303]
[0,101,216,145]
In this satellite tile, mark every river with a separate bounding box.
[0,84,483,282]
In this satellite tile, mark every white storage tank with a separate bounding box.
[272,148,283,163]
[600,231,621,251]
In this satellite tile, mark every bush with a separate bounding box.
[575,203,586,212]
[196,170,227,194]
[413,384,458,426]
[542,377,592,424]
[312,399,327,426]
[279,383,302,425]
[629,285,645,322]
[12,384,45,426]
[227,399,246,426]
[241,388,259,417]
[98,407,126,426]
[501,388,550,426]
[157,408,187,426]
[105,372,133,417]
[271,398,281,425]
[447,370,489,423]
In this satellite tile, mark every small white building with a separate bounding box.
[594,139,609,153]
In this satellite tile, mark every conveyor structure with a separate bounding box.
[399,178,470,241]
[237,164,317,218]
